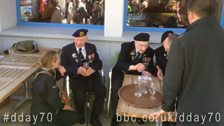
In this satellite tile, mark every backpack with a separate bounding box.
[12,40,39,54]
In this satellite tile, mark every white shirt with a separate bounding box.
[76,46,86,59]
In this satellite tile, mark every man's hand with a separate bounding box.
[136,63,145,72]
[77,67,88,76]
[156,66,164,81]
[128,65,137,71]
[86,67,95,76]
[150,109,176,122]
[63,104,74,111]
[150,109,173,122]
[58,65,66,76]
[128,63,146,72]
[142,71,152,76]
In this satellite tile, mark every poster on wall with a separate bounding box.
[20,0,32,5]
[20,6,32,17]
[20,5,32,22]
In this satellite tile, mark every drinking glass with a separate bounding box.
[141,76,148,94]
[134,76,142,97]
[148,77,157,100]
[9,47,16,62]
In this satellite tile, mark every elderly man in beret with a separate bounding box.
[111,33,157,126]
[154,31,174,76]
[61,29,106,126]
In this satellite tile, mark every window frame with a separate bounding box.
[123,0,224,33]
[16,0,104,30]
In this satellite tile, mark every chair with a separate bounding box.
[105,68,112,117]
[104,51,119,117]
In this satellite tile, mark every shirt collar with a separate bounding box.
[76,46,85,52]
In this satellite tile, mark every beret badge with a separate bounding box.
[79,32,85,37]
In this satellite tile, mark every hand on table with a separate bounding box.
[142,71,152,76]
[150,109,174,122]
[136,63,145,72]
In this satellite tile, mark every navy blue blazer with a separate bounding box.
[154,46,167,75]
[113,41,156,76]
[61,42,102,76]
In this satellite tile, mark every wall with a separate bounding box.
[0,1,2,51]
[0,0,17,31]
[104,0,124,37]
[0,36,2,52]
[0,10,1,31]
[0,0,2,31]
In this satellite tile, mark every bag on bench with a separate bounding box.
[12,40,39,54]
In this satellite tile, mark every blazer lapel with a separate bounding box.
[85,43,95,63]
[72,44,79,62]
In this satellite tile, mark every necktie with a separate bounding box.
[135,52,142,62]
[78,48,84,61]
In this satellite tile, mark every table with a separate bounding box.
[0,65,37,103]
[116,74,162,122]
[0,55,40,67]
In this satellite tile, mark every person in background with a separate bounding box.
[155,31,174,76]
[50,0,67,23]
[155,32,179,126]
[153,0,224,125]
[39,0,55,21]
[111,33,156,126]
[61,29,106,126]
[163,16,178,28]
[30,50,80,126]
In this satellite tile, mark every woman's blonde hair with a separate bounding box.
[39,50,59,69]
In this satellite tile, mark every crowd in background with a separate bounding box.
[127,0,182,28]
[128,0,177,14]
[29,0,104,25]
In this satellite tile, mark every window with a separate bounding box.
[125,0,224,32]
[17,0,104,28]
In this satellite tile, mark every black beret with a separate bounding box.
[72,29,88,37]
[134,33,150,42]
[161,31,174,43]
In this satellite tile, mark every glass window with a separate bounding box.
[126,0,223,29]
[19,0,104,25]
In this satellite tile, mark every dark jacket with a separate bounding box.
[154,46,167,75]
[30,69,63,114]
[30,69,64,125]
[113,41,156,76]
[61,42,102,77]
[162,16,224,125]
